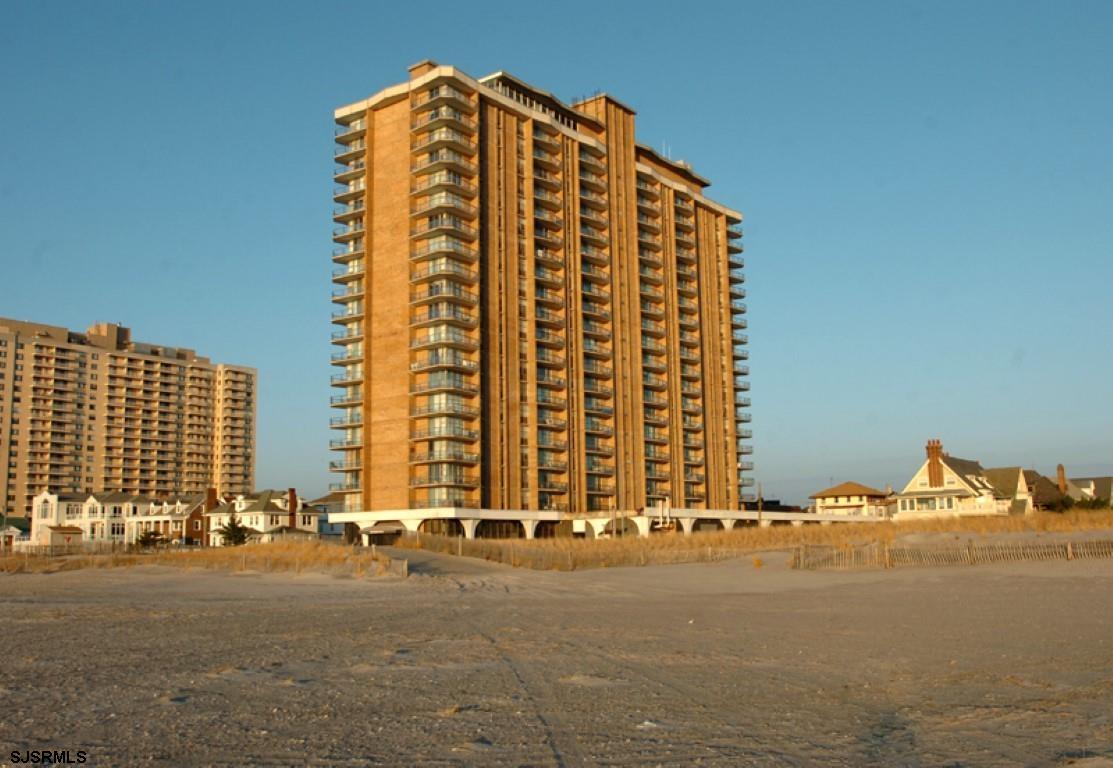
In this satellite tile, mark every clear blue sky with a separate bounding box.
[2,1,1110,504]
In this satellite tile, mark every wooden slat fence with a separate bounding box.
[792,539,1113,570]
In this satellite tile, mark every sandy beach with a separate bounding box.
[2,551,1112,766]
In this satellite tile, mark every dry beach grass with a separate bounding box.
[0,539,392,577]
[393,510,1113,570]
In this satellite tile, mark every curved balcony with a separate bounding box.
[411,108,476,133]
[535,208,563,229]
[535,287,562,307]
[411,282,478,306]
[534,266,562,287]
[582,321,609,339]
[334,160,366,184]
[330,347,362,365]
[332,245,365,265]
[332,264,364,283]
[411,171,477,197]
[330,369,364,387]
[411,328,478,351]
[411,237,477,263]
[331,284,363,304]
[534,169,561,190]
[579,171,606,193]
[333,200,365,224]
[412,85,476,113]
[411,151,476,176]
[411,192,477,219]
[581,283,610,304]
[583,339,611,358]
[533,148,560,170]
[581,302,609,321]
[411,473,479,489]
[579,151,605,174]
[537,372,565,389]
[579,225,608,248]
[536,349,565,368]
[332,221,365,243]
[411,218,477,242]
[534,188,561,210]
[535,227,563,249]
[535,307,563,327]
[331,306,364,324]
[334,119,366,143]
[581,264,608,283]
[410,354,478,373]
[330,392,361,407]
[412,127,476,156]
[410,260,478,284]
[334,141,365,165]
[638,265,663,286]
[411,306,477,329]
[412,402,479,418]
[329,437,362,450]
[580,207,608,227]
[537,392,567,409]
[411,374,478,395]
[410,450,479,465]
[581,245,608,265]
[410,425,479,441]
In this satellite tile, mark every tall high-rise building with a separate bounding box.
[0,318,256,517]
[330,61,751,516]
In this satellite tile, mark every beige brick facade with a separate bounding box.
[331,62,751,515]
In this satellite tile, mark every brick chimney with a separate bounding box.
[1057,464,1067,494]
[288,488,298,530]
[205,487,219,512]
[926,439,944,488]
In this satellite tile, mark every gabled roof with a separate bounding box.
[48,525,84,533]
[55,492,90,502]
[984,467,1024,499]
[95,491,139,504]
[941,456,1005,498]
[810,481,889,499]
[1072,476,1113,501]
[1022,470,1069,506]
